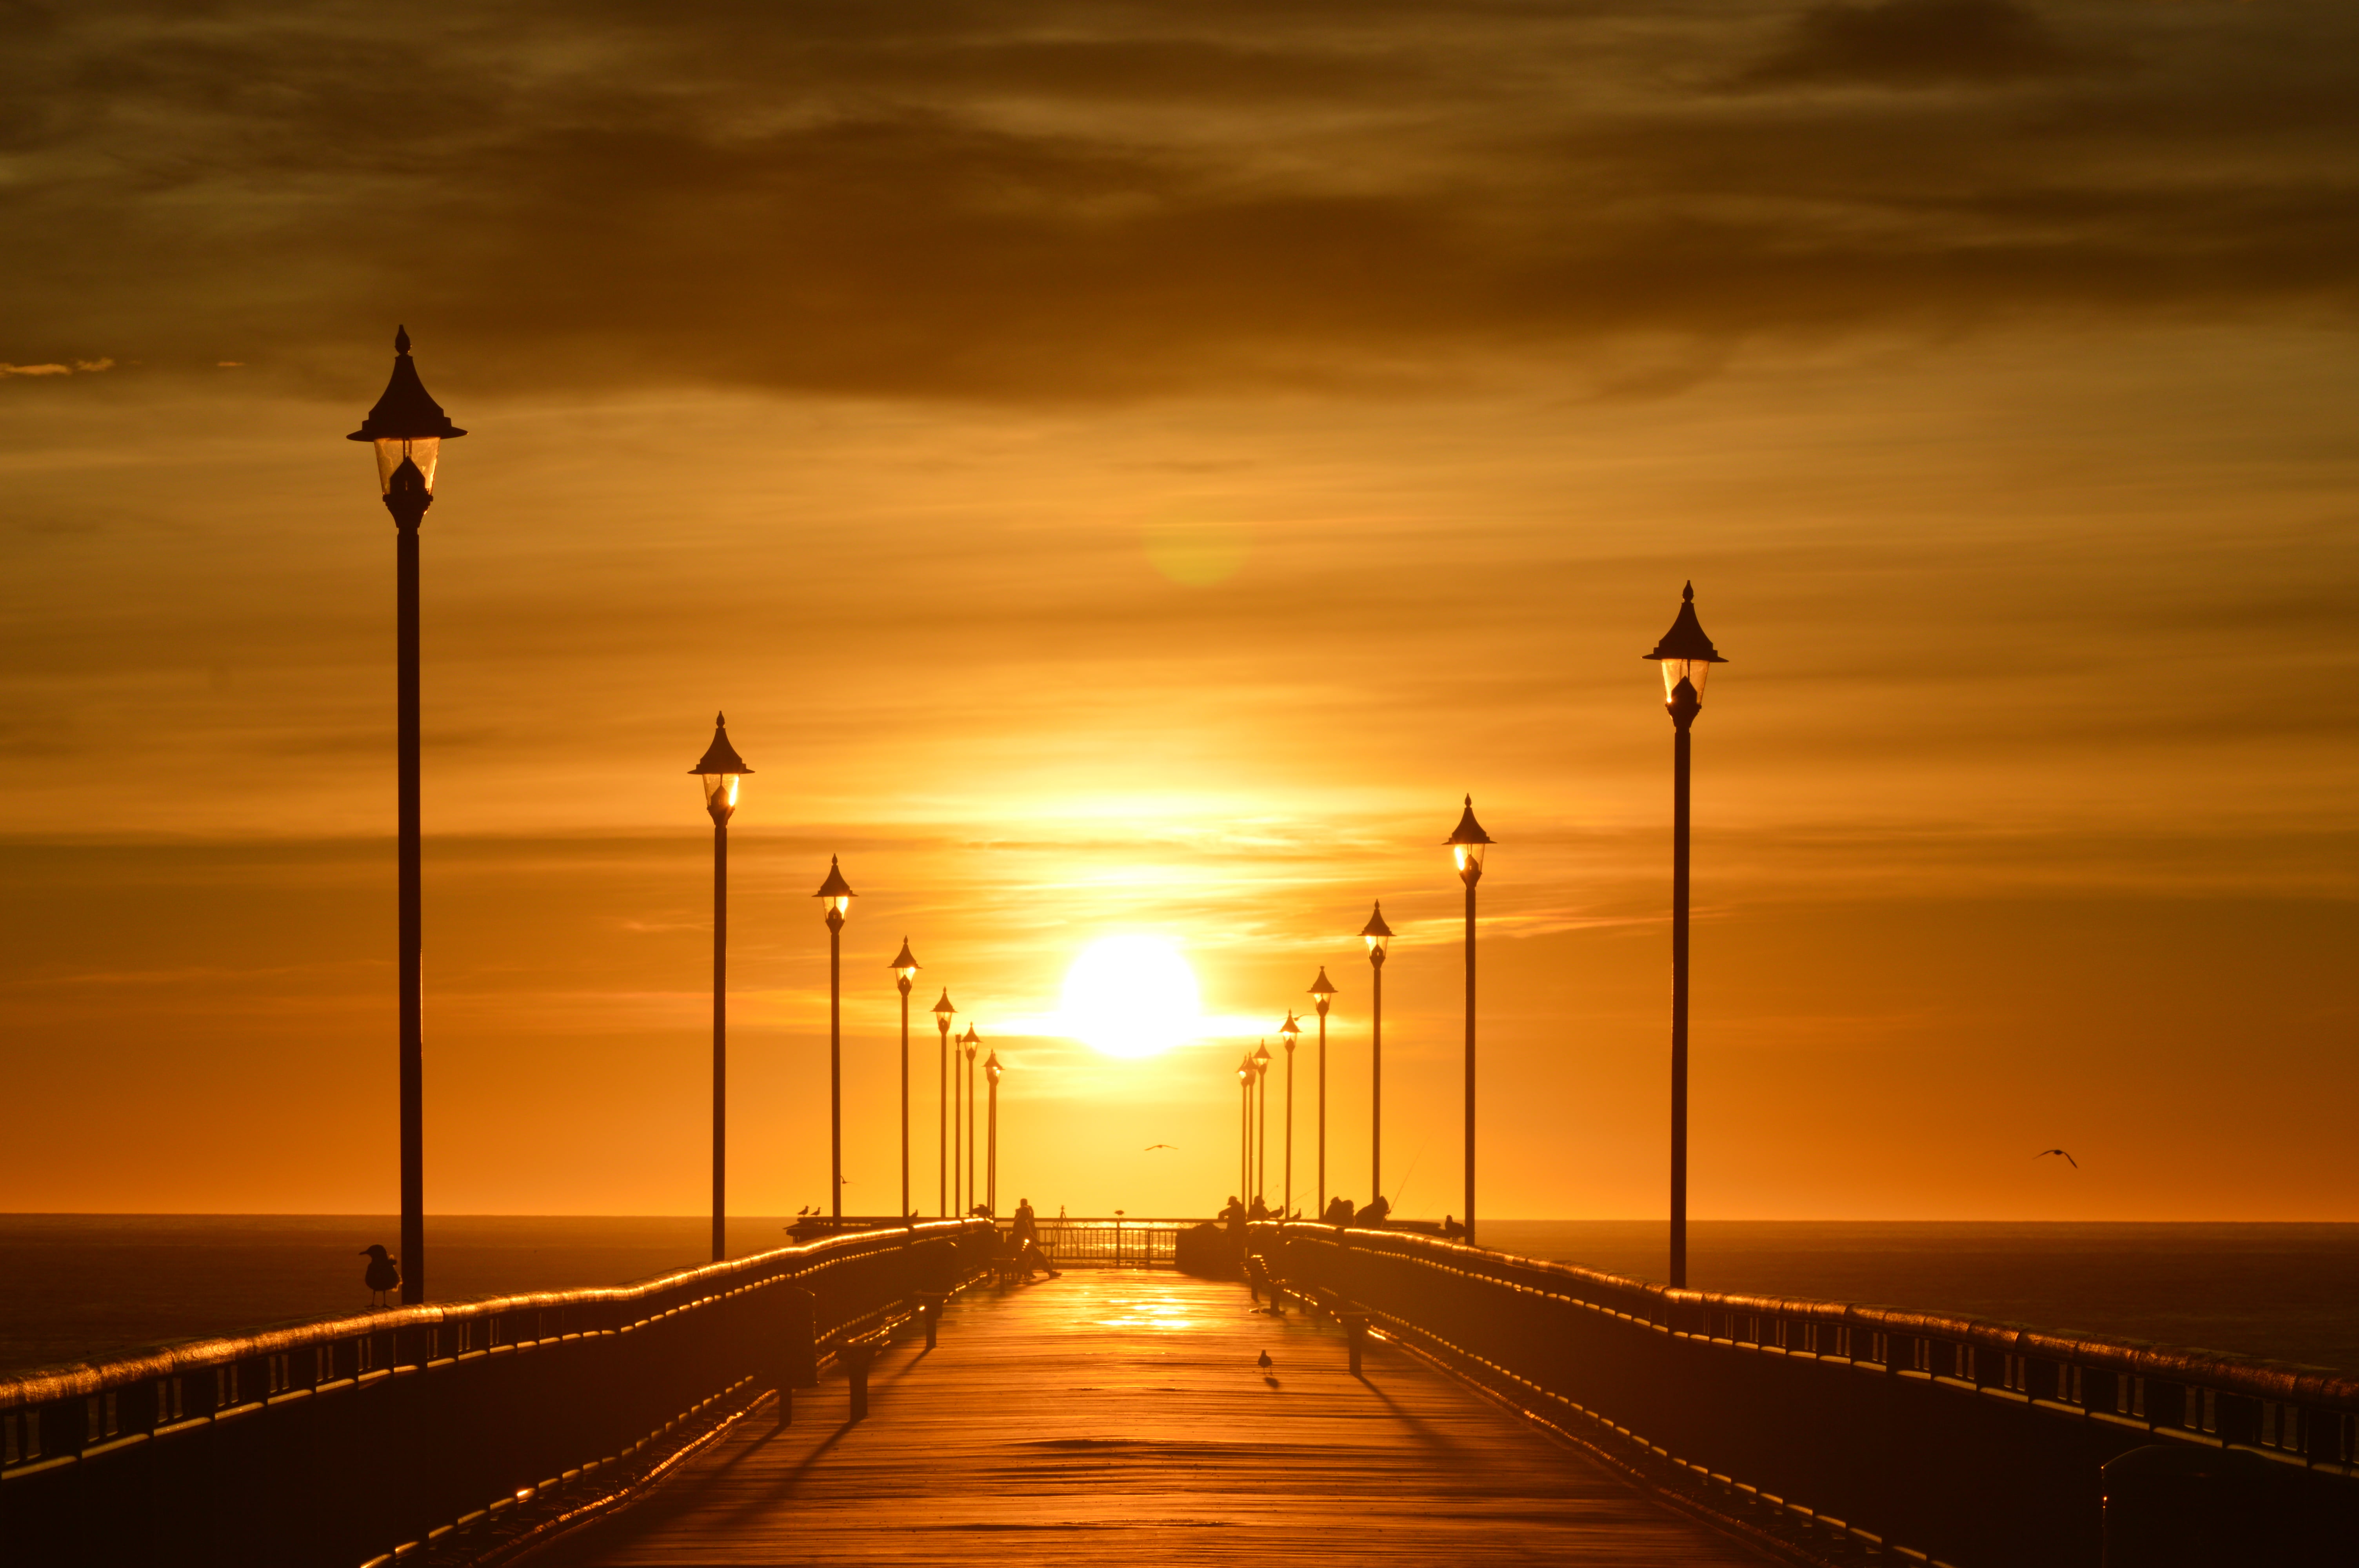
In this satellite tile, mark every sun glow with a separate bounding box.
[1061,936,1202,1059]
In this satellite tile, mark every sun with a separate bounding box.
[1061,936,1203,1058]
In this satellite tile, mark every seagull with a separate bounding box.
[1257,1350,1272,1370]
[2034,1149,2079,1169]
[1145,1143,1176,1151]
[360,1245,400,1307]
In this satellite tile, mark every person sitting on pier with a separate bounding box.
[1321,1195,1355,1226]
[1247,1195,1271,1223]
[1356,1194,1390,1228]
[1009,1198,1060,1280]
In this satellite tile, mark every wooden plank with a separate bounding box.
[572,1272,1771,1565]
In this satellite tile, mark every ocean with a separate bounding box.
[4,1215,2355,1376]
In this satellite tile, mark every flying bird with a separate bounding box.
[1145,1143,1177,1151]
[1257,1350,1272,1370]
[2034,1149,2078,1168]
[360,1245,400,1306]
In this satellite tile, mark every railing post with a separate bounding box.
[1341,1310,1369,1378]
[778,1284,817,1427]
[916,1290,947,1350]
[843,1341,876,1422]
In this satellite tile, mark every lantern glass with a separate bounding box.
[1452,840,1487,874]
[372,436,440,496]
[1660,656,1713,701]
[695,772,741,820]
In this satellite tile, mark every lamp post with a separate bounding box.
[1647,582,1727,1290]
[1252,1040,1272,1206]
[690,715,751,1263]
[891,940,920,1222]
[1245,1056,1264,1202]
[961,1026,980,1213]
[932,989,956,1216]
[1279,1013,1301,1218]
[1361,904,1391,1210]
[815,858,855,1224]
[350,327,464,1305]
[1447,797,1493,1247]
[984,1050,1002,1217]
[1309,970,1335,1216]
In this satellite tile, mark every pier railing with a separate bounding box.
[1261,1223,2359,1566]
[0,1219,993,1568]
[1023,1217,1191,1269]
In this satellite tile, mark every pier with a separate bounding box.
[6,1221,2358,1567]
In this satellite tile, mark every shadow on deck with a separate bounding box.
[541,1272,1772,1566]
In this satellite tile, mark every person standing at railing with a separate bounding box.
[1010,1198,1060,1279]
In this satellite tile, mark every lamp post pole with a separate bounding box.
[1309,973,1335,1217]
[961,1027,979,1213]
[984,1051,1001,1217]
[815,858,855,1225]
[1279,1014,1301,1218]
[933,991,956,1217]
[1252,1040,1272,1206]
[690,717,751,1262]
[1245,1051,1264,1198]
[892,942,920,1222]
[1447,798,1493,1246]
[1361,905,1391,1209]
[1646,583,1727,1290]
[351,327,463,1305]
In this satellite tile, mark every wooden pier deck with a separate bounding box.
[559,1272,1772,1566]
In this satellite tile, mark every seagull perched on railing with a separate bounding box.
[360,1245,400,1306]
[2034,1148,2079,1168]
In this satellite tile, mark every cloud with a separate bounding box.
[0,0,2353,400]
[1735,0,2099,89]
[0,358,111,377]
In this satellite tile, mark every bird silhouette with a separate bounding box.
[360,1245,400,1306]
[1257,1349,1272,1370]
[2034,1149,2079,1168]
[1145,1143,1176,1151]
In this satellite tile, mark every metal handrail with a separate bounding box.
[1261,1222,2359,1566]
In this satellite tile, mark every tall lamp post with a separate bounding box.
[1252,1040,1272,1206]
[1447,797,1493,1246]
[891,940,920,1222]
[1309,970,1335,1216]
[351,326,464,1305]
[1361,905,1391,1210]
[1279,1014,1302,1218]
[690,715,751,1263]
[933,989,956,1216]
[1647,582,1727,1290]
[815,858,855,1224]
[984,1050,1003,1217]
[961,1026,980,1213]
[1245,1051,1264,1198]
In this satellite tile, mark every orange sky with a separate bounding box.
[4,0,2355,1222]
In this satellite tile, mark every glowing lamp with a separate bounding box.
[961,1024,979,1062]
[814,857,855,924]
[688,713,751,823]
[891,938,920,993]
[1644,581,1728,708]
[984,1050,1002,1085]
[1309,968,1336,1016]
[1361,902,1393,962]
[1446,796,1493,879]
[1252,1039,1272,1078]
[1279,1012,1302,1053]
[933,989,957,1030]
[347,326,465,502]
